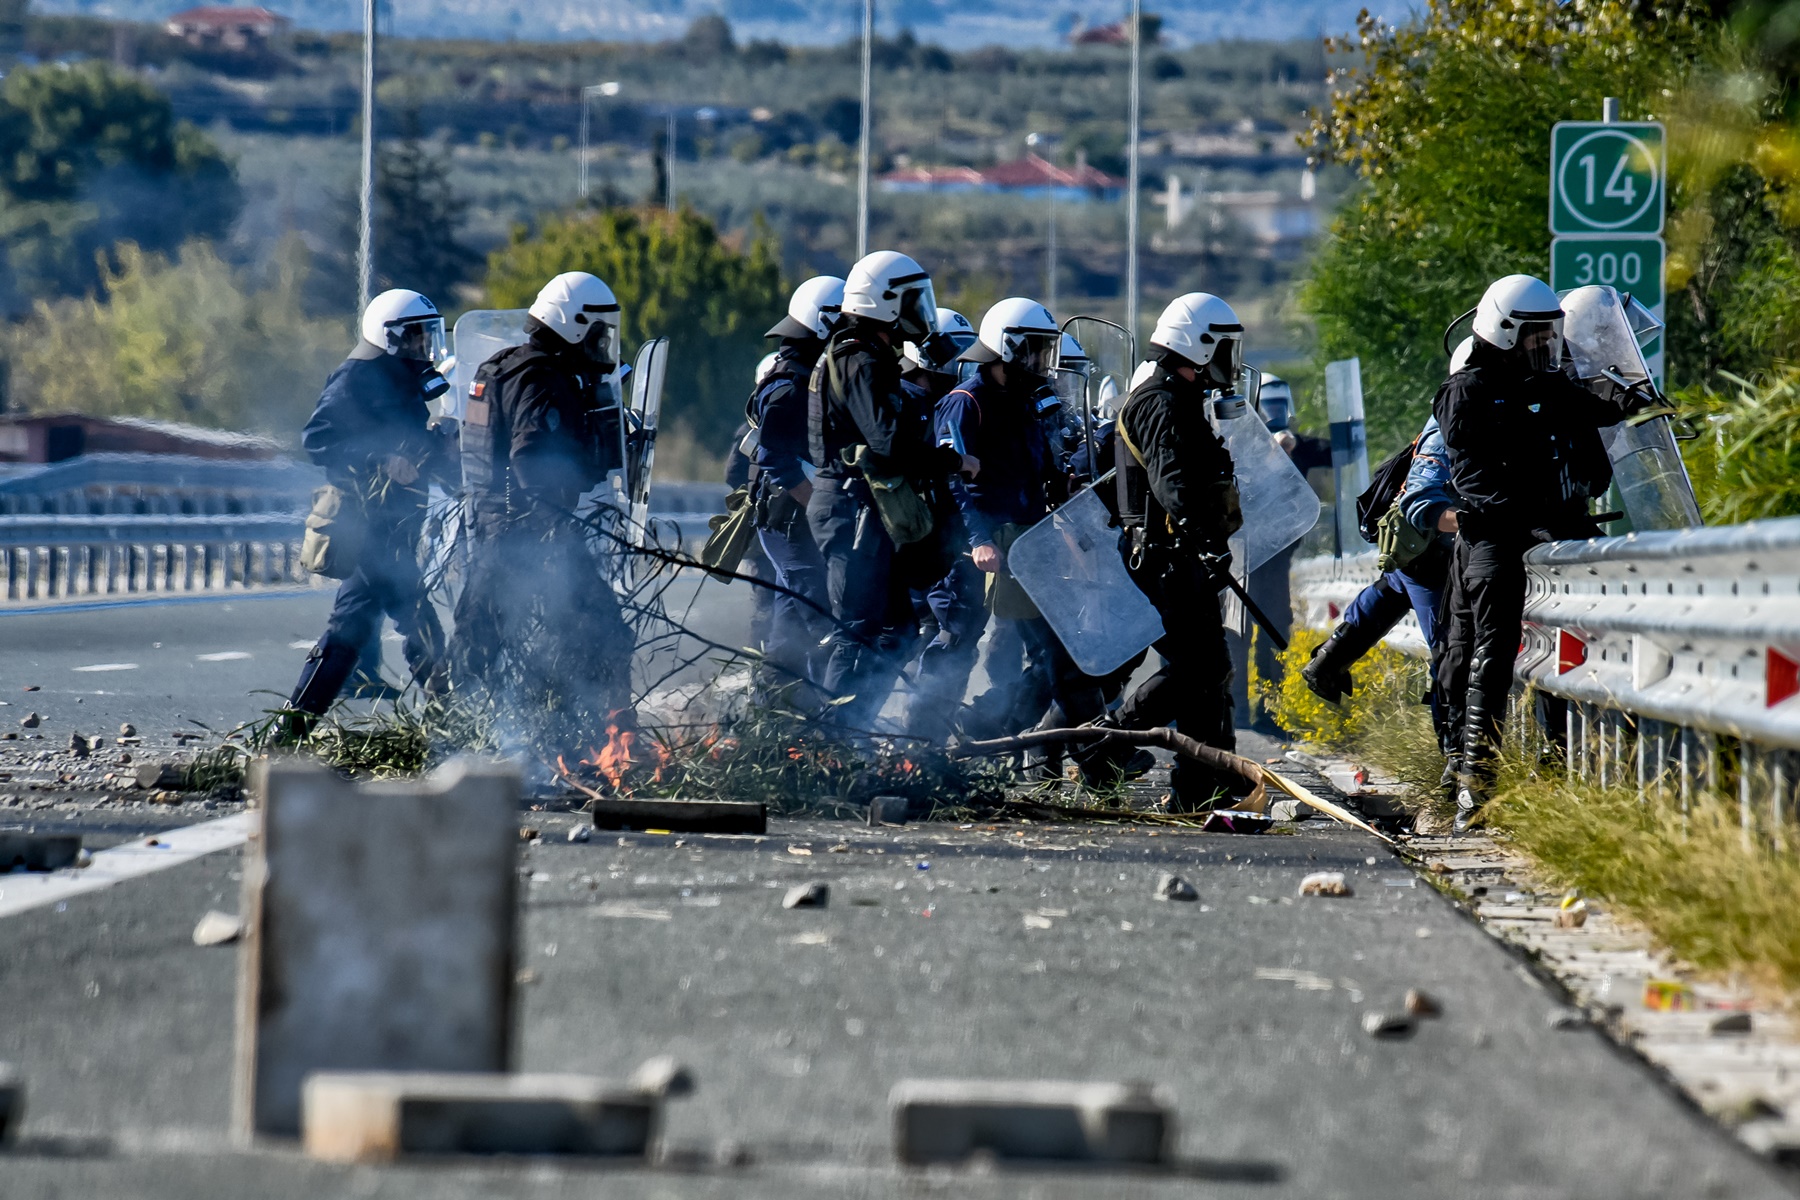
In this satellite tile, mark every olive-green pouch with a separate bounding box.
[300,484,365,580]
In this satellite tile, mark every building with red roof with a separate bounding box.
[880,154,1124,201]
[165,6,291,51]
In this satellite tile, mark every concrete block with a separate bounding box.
[234,758,521,1138]
[0,1062,22,1144]
[0,833,81,872]
[867,795,911,826]
[302,1072,657,1162]
[589,797,765,834]
[891,1079,1173,1166]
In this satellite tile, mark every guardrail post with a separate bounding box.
[1773,750,1791,853]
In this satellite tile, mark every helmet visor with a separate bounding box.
[1009,330,1061,379]
[1200,333,1241,388]
[390,316,447,364]
[580,316,621,366]
[1052,364,1088,410]
[1518,321,1562,372]
[896,280,938,341]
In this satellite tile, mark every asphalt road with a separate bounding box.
[0,592,1795,1196]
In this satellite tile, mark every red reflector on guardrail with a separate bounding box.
[1558,630,1587,674]
[1768,648,1799,708]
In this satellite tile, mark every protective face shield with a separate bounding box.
[896,278,939,342]
[1256,374,1293,432]
[1468,273,1563,372]
[529,271,622,364]
[905,307,976,376]
[1448,336,1475,376]
[1061,315,1134,423]
[361,289,445,363]
[963,297,1060,382]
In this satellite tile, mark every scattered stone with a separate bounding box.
[518,826,541,843]
[135,762,187,791]
[302,1072,664,1162]
[1154,873,1198,902]
[18,713,39,729]
[1270,799,1311,822]
[0,1062,21,1144]
[783,882,829,909]
[1710,1011,1754,1036]
[192,910,244,946]
[1362,1011,1416,1039]
[1404,989,1442,1018]
[119,723,136,737]
[714,1139,753,1167]
[1298,871,1353,898]
[867,795,911,826]
[566,825,592,844]
[21,685,37,692]
[75,848,92,868]
[626,1055,695,1098]
[1546,1007,1586,1030]
[891,1079,1172,1165]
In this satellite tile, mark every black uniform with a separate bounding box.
[1432,339,1626,796]
[749,339,830,694]
[285,343,451,718]
[451,322,635,742]
[1112,360,1244,809]
[805,319,959,730]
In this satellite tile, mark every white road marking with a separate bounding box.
[0,812,255,919]
[196,651,252,662]
[72,663,138,673]
[288,640,314,649]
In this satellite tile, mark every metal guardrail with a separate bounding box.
[0,513,313,603]
[1292,521,1800,827]
[0,453,322,515]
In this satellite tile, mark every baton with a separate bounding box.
[1207,559,1289,653]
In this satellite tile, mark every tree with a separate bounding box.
[375,129,477,304]
[1301,1,1711,452]
[3,238,347,435]
[681,14,735,61]
[0,62,239,314]
[484,206,786,449]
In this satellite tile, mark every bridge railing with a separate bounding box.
[0,514,314,603]
[1291,518,1800,833]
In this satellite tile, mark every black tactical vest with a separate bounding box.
[460,344,543,509]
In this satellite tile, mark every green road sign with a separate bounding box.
[1550,236,1664,308]
[1550,121,1665,235]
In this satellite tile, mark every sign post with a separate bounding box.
[1548,110,1666,383]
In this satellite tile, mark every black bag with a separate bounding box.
[1356,438,1419,545]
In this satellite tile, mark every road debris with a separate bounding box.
[868,795,911,826]
[1362,1011,1416,1039]
[783,882,828,909]
[1546,1008,1586,1030]
[19,713,39,729]
[192,910,243,946]
[118,723,136,737]
[567,825,592,843]
[1554,896,1588,928]
[0,1062,20,1144]
[1298,871,1353,897]
[1154,873,1198,901]
[1711,1012,1754,1036]
[891,1078,1172,1166]
[1404,989,1442,1019]
[1644,980,1696,1013]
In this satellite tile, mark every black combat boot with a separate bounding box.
[1300,622,1382,706]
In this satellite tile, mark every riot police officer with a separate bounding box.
[1434,275,1630,831]
[748,275,845,695]
[807,251,964,731]
[279,289,454,735]
[1109,292,1247,811]
[451,271,637,738]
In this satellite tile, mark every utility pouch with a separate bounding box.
[848,446,934,547]
[1375,500,1431,574]
[700,485,758,573]
[985,522,1041,620]
[300,484,365,580]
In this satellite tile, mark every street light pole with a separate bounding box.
[666,110,677,212]
[1125,0,1142,345]
[856,0,873,258]
[579,82,620,203]
[357,0,376,312]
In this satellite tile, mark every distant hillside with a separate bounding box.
[35,0,1376,47]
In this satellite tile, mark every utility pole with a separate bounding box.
[666,111,677,212]
[579,81,620,201]
[357,0,377,312]
[1125,0,1142,344]
[856,0,873,258]
[1030,131,1059,311]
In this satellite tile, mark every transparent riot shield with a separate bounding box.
[626,337,668,547]
[449,309,530,422]
[1561,285,1701,531]
[1006,486,1164,678]
[1211,365,1320,574]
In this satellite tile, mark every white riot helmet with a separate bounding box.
[360,288,445,363]
[766,275,845,340]
[961,297,1061,378]
[1148,292,1243,387]
[1471,274,1563,372]
[842,250,938,341]
[1257,372,1293,432]
[904,307,976,376]
[529,271,621,364]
